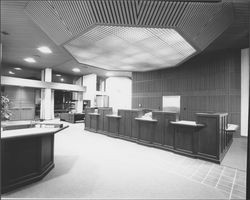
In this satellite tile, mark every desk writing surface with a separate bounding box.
[2,120,35,127]
[226,124,239,132]
[106,114,121,118]
[135,117,157,122]
[1,127,61,139]
[88,113,100,116]
[170,120,204,127]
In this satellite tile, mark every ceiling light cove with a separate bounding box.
[64,25,197,72]
[106,72,113,76]
[24,57,36,63]
[72,68,80,72]
[37,46,52,54]
[9,71,15,75]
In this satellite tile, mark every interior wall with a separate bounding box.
[82,74,97,107]
[106,77,132,113]
[132,49,241,129]
[2,86,35,120]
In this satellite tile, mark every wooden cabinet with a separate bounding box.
[106,115,121,136]
[196,113,230,163]
[98,108,112,133]
[136,118,157,144]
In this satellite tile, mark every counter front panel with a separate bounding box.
[1,123,67,194]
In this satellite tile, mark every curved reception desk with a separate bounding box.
[85,109,238,164]
[1,123,68,194]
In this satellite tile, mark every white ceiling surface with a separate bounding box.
[1,1,131,77]
[65,26,196,71]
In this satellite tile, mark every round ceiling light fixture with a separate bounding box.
[72,68,80,72]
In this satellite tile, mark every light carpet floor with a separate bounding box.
[2,121,246,199]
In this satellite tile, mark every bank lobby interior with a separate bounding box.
[1,0,249,199]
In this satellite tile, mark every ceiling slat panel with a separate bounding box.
[105,0,114,24]
[120,1,128,25]
[117,1,125,25]
[124,0,132,25]
[154,1,167,26]
[87,0,99,23]
[113,0,121,24]
[148,1,162,26]
[137,0,147,25]
[144,0,157,26]
[25,1,72,45]
[194,3,234,49]
[51,1,76,34]
[93,0,104,23]
[81,1,94,25]
[161,2,174,26]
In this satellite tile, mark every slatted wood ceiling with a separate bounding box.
[25,0,235,51]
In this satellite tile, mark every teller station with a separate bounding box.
[85,107,238,164]
[1,121,68,194]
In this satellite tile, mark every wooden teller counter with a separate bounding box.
[85,108,238,164]
[1,121,68,194]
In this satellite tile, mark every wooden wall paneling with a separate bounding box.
[132,50,241,127]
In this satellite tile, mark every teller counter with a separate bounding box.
[1,123,68,194]
[84,109,237,163]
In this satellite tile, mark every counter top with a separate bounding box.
[170,120,205,127]
[106,114,122,118]
[1,126,68,139]
[1,120,35,127]
[88,113,100,116]
[226,124,239,132]
[135,117,158,122]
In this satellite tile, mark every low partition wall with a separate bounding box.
[60,113,85,123]
[85,109,235,163]
[1,123,68,194]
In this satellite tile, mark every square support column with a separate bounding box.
[40,68,54,120]
[241,48,249,136]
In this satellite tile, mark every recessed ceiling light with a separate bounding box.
[37,46,52,54]
[60,78,64,82]
[24,57,36,63]
[55,74,61,77]
[9,71,15,75]
[14,67,22,70]
[106,72,113,76]
[72,68,80,72]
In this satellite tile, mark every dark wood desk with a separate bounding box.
[170,120,204,156]
[1,124,68,194]
[85,113,100,132]
[60,113,85,123]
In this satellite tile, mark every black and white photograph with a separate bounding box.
[1,0,249,199]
